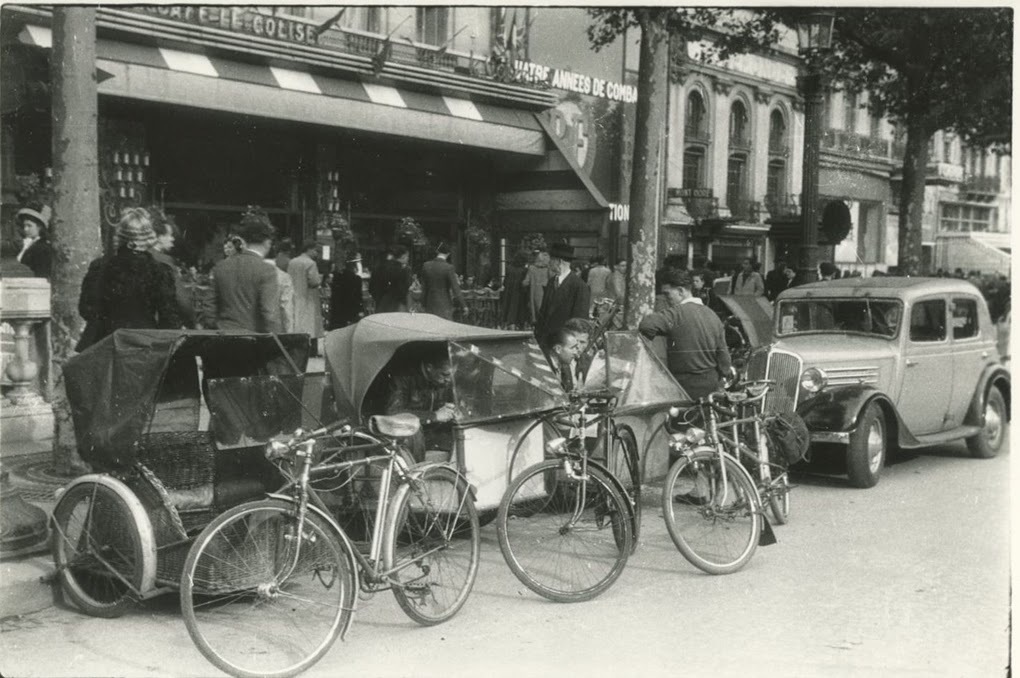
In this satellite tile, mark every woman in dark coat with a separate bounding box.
[500,251,529,329]
[77,208,180,351]
[329,253,365,329]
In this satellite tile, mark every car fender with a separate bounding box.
[965,365,1011,427]
[798,385,920,448]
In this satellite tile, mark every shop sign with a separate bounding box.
[609,203,630,222]
[514,60,638,103]
[134,6,319,45]
[670,187,714,199]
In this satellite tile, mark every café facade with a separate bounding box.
[1,5,636,278]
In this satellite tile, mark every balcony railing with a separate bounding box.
[822,129,891,159]
[963,175,1001,194]
[768,137,789,156]
[764,193,801,219]
[729,134,752,151]
[684,126,711,145]
[726,197,762,222]
[319,28,469,72]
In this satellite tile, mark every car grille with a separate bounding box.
[747,349,802,414]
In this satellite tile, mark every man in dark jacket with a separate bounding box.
[383,348,456,462]
[329,253,365,329]
[638,269,732,400]
[535,242,590,350]
[764,259,790,301]
[374,245,412,313]
[420,242,464,320]
[211,214,281,333]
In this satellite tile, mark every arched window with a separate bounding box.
[729,100,749,148]
[685,91,708,141]
[768,109,787,155]
[683,147,706,189]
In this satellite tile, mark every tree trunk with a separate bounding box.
[897,113,931,277]
[622,11,670,329]
[50,7,101,475]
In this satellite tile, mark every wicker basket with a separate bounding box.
[135,431,216,490]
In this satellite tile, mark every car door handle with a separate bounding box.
[905,359,918,367]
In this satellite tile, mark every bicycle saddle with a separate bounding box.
[369,413,421,438]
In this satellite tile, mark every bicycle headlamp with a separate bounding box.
[800,367,828,393]
[684,427,707,445]
[545,437,568,455]
[265,439,290,460]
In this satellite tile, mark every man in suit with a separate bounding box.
[420,242,464,320]
[211,214,281,333]
[535,242,590,351]
[764,259,790,301]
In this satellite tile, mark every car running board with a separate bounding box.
[903,425,983,449]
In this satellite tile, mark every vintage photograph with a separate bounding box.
[0,4,1012,677]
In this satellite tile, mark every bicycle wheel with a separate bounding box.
[661,450,761,575]
[383,465,480,626]
[181,499,356,678]
[507,416,568,483]
[497,459,630,602]
[51,482,144,618]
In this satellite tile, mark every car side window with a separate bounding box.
[951,298,979,340]
[909,299,947,342]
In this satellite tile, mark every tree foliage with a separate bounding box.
[817,8,1012,149]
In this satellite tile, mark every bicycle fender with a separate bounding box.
[585,459,638,543]
[265,493,360,638]
[53,474,159,596]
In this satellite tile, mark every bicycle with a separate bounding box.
[497,389,633,603]
[180,414,481,678]
[660,382,783,575]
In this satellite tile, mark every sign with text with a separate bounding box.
[514,61,639,104]
[134,6,319,45]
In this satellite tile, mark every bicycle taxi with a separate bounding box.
[52,328,312,618]
[323,315,689,521]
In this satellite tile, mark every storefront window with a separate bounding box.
[416,7,450,45]
[940,204,993,232]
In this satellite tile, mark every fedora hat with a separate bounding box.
[549,242,575,261]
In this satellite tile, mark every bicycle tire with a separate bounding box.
[181,499,356,678]
[51,482,144,618]
[497,459,630,603]
[661,450,761,575]
[383,465,480,626]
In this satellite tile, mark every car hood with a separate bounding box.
[771,334,898,389]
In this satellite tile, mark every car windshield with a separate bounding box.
[776,298,904,338]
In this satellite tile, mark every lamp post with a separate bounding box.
[795,11,835,284]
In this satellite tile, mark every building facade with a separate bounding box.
[2,5,609,283]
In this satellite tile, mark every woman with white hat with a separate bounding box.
[16,205,53,279]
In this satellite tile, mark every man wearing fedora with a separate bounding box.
[211,213,281,333]
[420,242,464,320]
[535,241,590,350]
[16,205,53,279]
[329,252,365,329]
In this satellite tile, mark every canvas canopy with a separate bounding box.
[582,331,692,414]
[324,313,567,424]
[63,329,309,467]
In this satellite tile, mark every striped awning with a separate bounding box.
[18,24,545,156]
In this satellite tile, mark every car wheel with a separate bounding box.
[847,403,885,489]
[966,387,1006,459]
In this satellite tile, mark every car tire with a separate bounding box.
[847,403,885,489]
[966,387,1007,459]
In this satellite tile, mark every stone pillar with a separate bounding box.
[0,278,54,452]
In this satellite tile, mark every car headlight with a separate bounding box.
[800,367,828,393]
[545,437,567,455]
